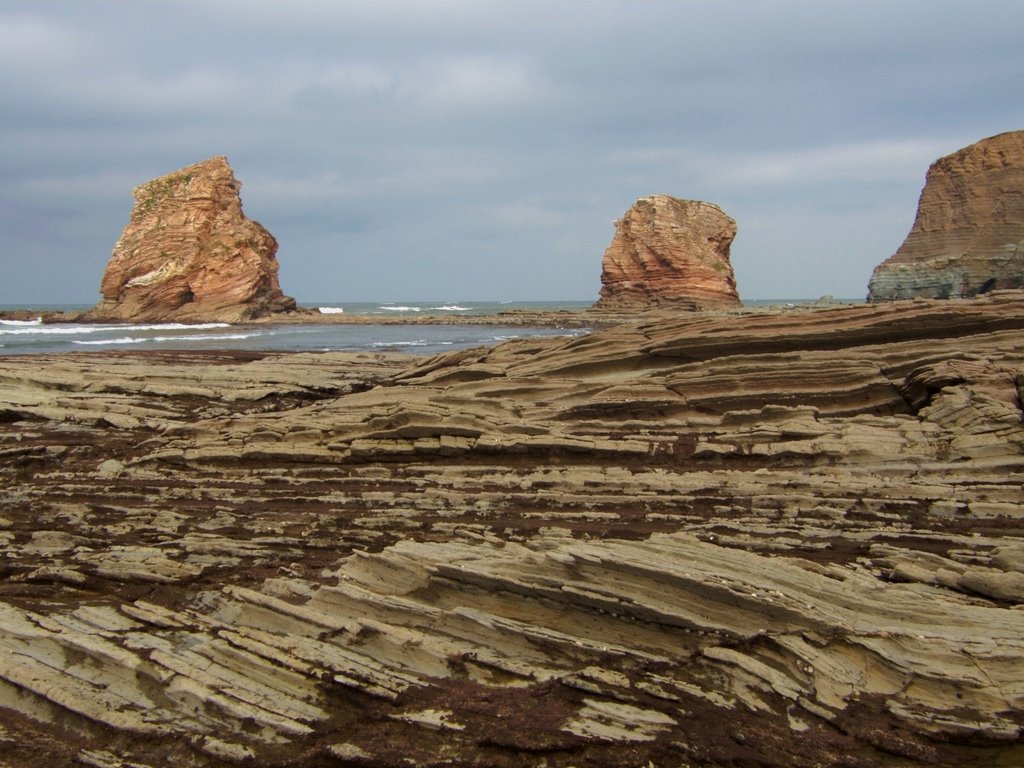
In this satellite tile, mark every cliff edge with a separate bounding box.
[868,130,1024,301]
[87,156,296,323]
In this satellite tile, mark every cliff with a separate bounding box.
[594,195,741,312]
[868,130,1024,301]
[87,156,296,323]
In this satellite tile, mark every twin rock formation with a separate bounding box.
[90,130,1024,322]
[90,160,741,322]
[88,156,295,323]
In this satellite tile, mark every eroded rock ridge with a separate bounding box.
[88,156,296,323]
[868,130,1024,301]
[3,293,1024,766]
[594,195,741,312]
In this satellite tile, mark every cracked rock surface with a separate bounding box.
[2,294,1024,767]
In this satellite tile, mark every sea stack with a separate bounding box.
[867,130,1024,301]
[87,156,296,323]
[593,195,741,312]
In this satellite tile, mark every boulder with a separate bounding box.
[593,195,741,312]
[87,156,296,323]
[868,130,1024,301]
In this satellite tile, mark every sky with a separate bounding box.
[2,1,1023,305]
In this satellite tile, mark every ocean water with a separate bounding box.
[311,300,594,316]
[0,298,860,356]
[0,300,593,356]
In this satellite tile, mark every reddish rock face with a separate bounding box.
[593,195,741,312]
[868,130,1024,301]
[88,156,296,322]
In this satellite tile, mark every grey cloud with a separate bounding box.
[2,0,1023,305]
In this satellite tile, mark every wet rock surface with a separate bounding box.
[2,294,1024,766]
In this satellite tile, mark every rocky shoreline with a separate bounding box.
[2,292,1023,766]
[0,305,602,328]
[0,297,851,330]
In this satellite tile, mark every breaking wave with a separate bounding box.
[0,308,590,356]
[0,322,229,337]
[370,339,455,348]
[73,332,259,346]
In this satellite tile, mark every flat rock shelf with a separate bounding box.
[2,292,1024,767]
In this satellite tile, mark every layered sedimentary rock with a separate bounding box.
[594,195,741,312]
[868,130,1024,301]
[88,156,296,323]
[3,293,1024,766]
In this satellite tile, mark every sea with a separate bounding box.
[0,301,595,356]
[0,299,854,356]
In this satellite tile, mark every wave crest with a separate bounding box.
[73,332,258,346]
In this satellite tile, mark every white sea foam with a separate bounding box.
[0,321,231,337]
[0,317,42,326]
[109,322,232,333]
[0,312,583,356]
[0,324,103,336]
[431,305,470,311]
[318,307,345,314]
[369,339,454,348]
[73,332,257,346]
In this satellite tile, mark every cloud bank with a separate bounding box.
[2,0,1022,304]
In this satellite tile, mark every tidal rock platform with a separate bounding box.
[2,293,1024,766]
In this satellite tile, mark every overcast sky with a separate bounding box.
[2,1,1022,305]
